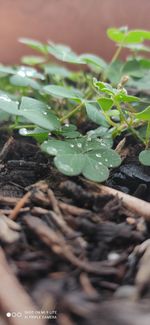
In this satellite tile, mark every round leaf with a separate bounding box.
[83,154,109,182]
[54,153,85,176]
[135,106,150,121]
[20,97,60,130]
[85,101,108,127]
[43,85,83,101]
[139,150,150,166]
[97,97,113,111]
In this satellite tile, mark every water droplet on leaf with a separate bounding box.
[19,128,28,135]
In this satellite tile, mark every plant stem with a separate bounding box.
[110,45,123,65]
[60,101,84,123]
[115,101,145,144]
[9,124,35,130]
[145,121,150,148]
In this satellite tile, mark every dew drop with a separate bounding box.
[105,158,108,162]
[110,164,113,167]
[0,95,11,102]
[98,162,102,165]
[70,144,74,148]
[65,123,70,127]
[108,252,120,262]
[48,148,57,155]
[19,128,28,135]
[77,143,82,148]
[87,137,91,142]
[17,71,26,77]
[96,153,102,158]
[60,163,73,173]
[43,111,47,115]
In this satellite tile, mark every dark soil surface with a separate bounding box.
[0,132,150,325]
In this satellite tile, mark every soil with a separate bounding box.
[0,131,150,325]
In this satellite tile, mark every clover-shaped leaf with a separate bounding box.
[139,150,150,166]
[43,64,71,78]
[21,55,46,66]
[41,137,121,182]
[43,85,83,102]
[0,65,44,80]
[85,101,108,127]
[9,75,41,90]
[97,97,113,111]
[19,97,61,130]
[87,126,113,148]
[79,54,107,72]
[57,124,81,138]
[94,80,116,95]
[48,42,83,64]
[135,106,150,121]
[19,38,48,54]
[0,94,21,115]
[107,27,150,44]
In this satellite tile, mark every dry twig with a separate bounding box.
[0,248,45,325]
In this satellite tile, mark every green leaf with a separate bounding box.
[127,72,150,91]
[20,97,60,130]
[9,75,40,90]
[0,65,44,80]
[85,101,108,127]
[16,66,45,80]
[19,127,48,143]
[135,106,150,121]
[79,54,107,72]
[107,61,124,84]
[59,124,81,138]
[94,80,116,95]
[121,43,150,53]
[19,38,48,54]
[139,150,150,166]
[43,64,71,77]
[48,42,83,64]
[0,65,16,75]
[122,60,146,78]
[115,91,140,103]
[107,27,150,44]
[0,95,21,115]
[43,85,83,101]
[21,55,46,65]
[54,153,85,176]
[107,27,128,43]
[41,139,74,156]
[87,126,113,148]
[41,137,121,182]
[97,97,113,111]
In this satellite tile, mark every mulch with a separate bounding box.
[0,133,150,325]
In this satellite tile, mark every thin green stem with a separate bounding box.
[110,45,123,65]
[9,124,35,130]
[60,101,84,123]
[145,121,150,148]
[115,101,145,144]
